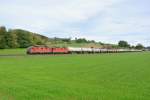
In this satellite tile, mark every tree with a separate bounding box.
[99,42,104,45]
[87,40,95,43]
[75,38,88,43]
[118,40,130,48]
[32,34,45,45]
[5,30,18,48]
[15,29,34,48]
[0,26,7,49]
[61,38,71,43]
[135,44,144,50]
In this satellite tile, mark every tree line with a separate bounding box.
[0,26,48,49]
[118,40,144,49]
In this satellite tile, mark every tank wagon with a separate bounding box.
[27,46,142,54]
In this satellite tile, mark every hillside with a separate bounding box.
[0,26,48,49]
[0,26,121,49]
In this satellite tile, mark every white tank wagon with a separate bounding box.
[68,47,94,53]
[67,47,82,53]
[67,47,143,54]
[81,48,93,53]
[107,49,118,53]
[100,49,108,53]
[130,49,143,52]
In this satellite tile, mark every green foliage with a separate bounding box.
[0,51,149,99]
[52,37,71,43]
[87,40,95,43]
[74,38,96,43]
[13,29,34,48]
[5,31,19,48]
[0,26,47,49]
[61,38,71,43]
[118,40,130,48]
[32,35,43,45]
[0,26,7,49]
[75,38,88,43]
[135,43,144,50]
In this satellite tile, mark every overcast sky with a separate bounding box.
[0,0,150,46]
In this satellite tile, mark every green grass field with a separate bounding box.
[0,49,26,55]
[0,50,150,100]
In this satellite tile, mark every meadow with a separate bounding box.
[0,49,150,100]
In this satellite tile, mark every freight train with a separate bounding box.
[27,46,142,54]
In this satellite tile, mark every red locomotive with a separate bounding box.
[27,46,69,54]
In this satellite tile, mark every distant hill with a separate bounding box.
[0,26,49,49]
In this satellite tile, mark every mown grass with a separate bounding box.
[0,49,26,55]
[0,50,150,100]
